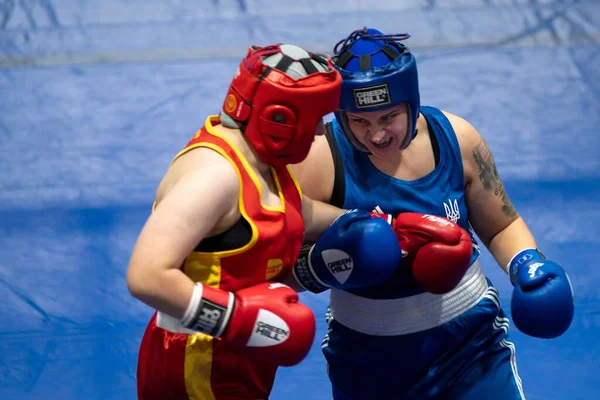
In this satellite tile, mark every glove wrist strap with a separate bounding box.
[292,244,328,294]
[180,283,235,337]
[508,248,546,285]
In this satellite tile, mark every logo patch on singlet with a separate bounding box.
[443,198,461,223]
[266,258,284,280]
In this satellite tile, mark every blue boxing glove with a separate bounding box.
[292,209,401,293]
[509,248,574,338]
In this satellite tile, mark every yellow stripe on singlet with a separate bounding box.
[174,132,261,400]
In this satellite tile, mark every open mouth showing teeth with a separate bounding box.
[372,137,392,148]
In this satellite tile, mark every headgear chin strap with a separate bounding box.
[220,44,342,166]
[332,28,420,152]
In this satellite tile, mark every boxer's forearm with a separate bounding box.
[301,195,345,242]
[488,217,537,273]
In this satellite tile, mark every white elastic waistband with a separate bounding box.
[329,259,488,336]
[156,311,196,335]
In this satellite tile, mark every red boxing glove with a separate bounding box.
[368,211,394,224]
[181,282,316,367]
[393,213,473,294]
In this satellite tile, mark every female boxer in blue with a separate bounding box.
[291,28,575,400]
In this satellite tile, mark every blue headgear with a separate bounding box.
[332,28,420,152]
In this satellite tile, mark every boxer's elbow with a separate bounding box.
[126,258,170,304]
[126,261,152,302]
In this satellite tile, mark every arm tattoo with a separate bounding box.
[472,140,517,218]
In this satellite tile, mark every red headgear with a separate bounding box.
[221,44,342,166]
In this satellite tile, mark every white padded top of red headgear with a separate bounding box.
[261,44,328,79]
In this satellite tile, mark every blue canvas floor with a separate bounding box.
[1,1,599,399]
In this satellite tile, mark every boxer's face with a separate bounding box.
[346,103,408,157]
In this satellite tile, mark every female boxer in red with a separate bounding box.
[126,44,346,400]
